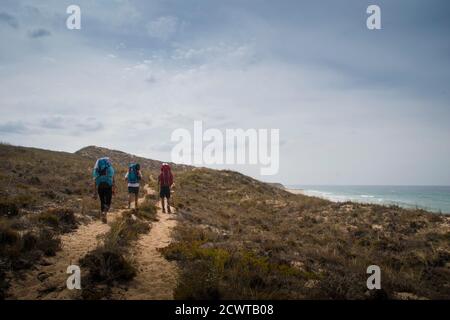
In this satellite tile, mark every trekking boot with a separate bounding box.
[168,207,172,214]
[101,214,107,224]
[162,207,166,213]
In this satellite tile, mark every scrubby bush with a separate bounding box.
[80,249,136,284]
[136,200,157,221]
[162,242,309,299]
[167,168,450,300]
[34,208,78,233]
[35,229,61,256]
[0,217,61,299]
[0,199,19,217]
[79,215,151,299]
[0,221,20,246]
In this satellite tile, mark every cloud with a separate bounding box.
[40,116,64,129]
[76,121,103,132]
[0,12,18,29]
[146,16,178,40]
[150,142,173,152]
[39,116,103,133]
[28,28,51,38]
[0,121,29,134]
[0,0,449,185]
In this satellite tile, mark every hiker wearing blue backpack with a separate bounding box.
[125,163,142,209]
[92,157,116,223]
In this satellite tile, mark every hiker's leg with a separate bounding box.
[159,186,166,212]
[98,187,108,223]
[167,197,172,213]
[166,188,172,213]
[104,187,112,214]
[127,192,131,209]
[98,188,105,212]
[134,192,139,209]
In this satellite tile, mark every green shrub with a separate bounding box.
[103,216,149,249]
[163,242,307,299]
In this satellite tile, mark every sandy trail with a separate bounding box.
[8,215,118,300]
[113,186,178,299]
[8,185,178,300]
[10,218,116,299]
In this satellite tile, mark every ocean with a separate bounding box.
[288,185,450,214]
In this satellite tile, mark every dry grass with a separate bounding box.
[1,144,448,300]
[0,217,61,281]
[165,168,450,300]
[0,144,143,298]
[79,201,157,299]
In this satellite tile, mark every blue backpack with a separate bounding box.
[128,163,141,184]
[96,158,111,176]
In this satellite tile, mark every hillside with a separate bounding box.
[0,144,132,298]
[166,169,450,299]
[1,143,449,300]
[75,146,192,175]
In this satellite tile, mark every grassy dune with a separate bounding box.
[0,144,144,298]
[1,144,449,300]
[165,168,450,299]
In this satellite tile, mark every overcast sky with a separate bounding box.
[0,0,449,185]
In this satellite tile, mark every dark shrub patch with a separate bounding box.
[0,200,19,217]
[35,208,77,233]
[80,250,136,284]
[35,229,61,256]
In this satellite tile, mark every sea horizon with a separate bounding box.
[287,184,450,214]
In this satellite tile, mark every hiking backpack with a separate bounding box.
[96,157,111,176]
[128,163,141,184]
[160,163,173,187]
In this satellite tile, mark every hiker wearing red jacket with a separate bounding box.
[158,163,174,213]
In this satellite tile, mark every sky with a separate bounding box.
[0,0,449,185]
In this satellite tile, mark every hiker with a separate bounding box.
[124,163,142,209]
[92,157,116,223]
[158,163,173,213]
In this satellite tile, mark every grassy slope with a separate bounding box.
[75,145,191,176]
[165,168,450,299]
[0,144,131,298]
[1,144,449,300]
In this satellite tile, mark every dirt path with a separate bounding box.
[113,186,178,299]
[8,217,115,300]
[8,185,178,300]
[7,187,138,299]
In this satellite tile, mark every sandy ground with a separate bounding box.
[8,215,115,299]
[7,185,178,300]
[286,188,304,195]
[113,187,178,299]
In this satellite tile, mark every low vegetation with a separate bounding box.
[165,168,450,300]
[0,144,139,299]
[1,144,449,300]
[80,197,157,299]
[0,216,62,298]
